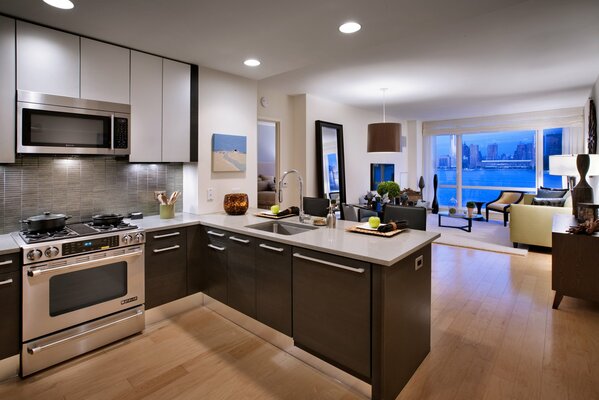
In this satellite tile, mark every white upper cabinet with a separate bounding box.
[80,38,130,104]
[16,21,79,98]
[0,16,16,163]
[162,59,191,162]
[130,51,163,162]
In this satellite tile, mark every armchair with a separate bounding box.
[485,191,526,226]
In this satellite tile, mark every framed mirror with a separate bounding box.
[315,120,346,206]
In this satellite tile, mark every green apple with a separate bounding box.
[369,216,380,228]
[270,204,280,214]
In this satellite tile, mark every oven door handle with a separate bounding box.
[27,249,143,278]
[27,308,144,355]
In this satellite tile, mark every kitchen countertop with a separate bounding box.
[0,234,20,256]
[124,212,205,232]
[194,209,440,266]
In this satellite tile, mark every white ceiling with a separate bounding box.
[1,0,598,120]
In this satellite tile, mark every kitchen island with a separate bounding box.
[172,210,439,400]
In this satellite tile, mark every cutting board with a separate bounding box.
[346,224,404,237]
[254,212,297,220]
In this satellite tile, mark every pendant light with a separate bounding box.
[368,88,401,152]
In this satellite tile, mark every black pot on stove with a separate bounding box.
[91,213,125,226]
[21,212,71,233]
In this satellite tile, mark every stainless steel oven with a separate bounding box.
[14,224,145,376]
[17,90,130,156]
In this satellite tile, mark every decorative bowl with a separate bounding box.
[224,193,249,215]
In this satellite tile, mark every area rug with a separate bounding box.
[427,214,528,256]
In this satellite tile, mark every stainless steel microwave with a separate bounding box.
[17,90,130,156]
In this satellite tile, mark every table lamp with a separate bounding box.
[550,154,599,216]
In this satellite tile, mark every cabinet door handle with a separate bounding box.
[293,253,365,274]
[207,230,225,237]
[259,243,284,252]
[229,236,250,244]
[0,260,13,266]
[152,245,180,253]
[153,232,180,239]
[208,244,225,251]
[0,279,13,286]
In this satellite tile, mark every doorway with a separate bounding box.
[257,120,280,209]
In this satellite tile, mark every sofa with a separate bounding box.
[509,193,572,248]
[257,175,276,209]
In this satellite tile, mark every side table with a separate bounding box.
[551,214,599,309]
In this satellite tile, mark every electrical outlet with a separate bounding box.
[231,187,240,192]
[207,187,214,202]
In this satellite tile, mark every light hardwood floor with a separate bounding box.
[1,244,598,400]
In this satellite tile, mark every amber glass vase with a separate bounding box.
[223,193,249,215]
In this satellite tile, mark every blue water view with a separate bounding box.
[435,169,563,206]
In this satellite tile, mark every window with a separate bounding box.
[429,129,566,207]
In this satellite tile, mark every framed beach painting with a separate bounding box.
[212,133,247,172]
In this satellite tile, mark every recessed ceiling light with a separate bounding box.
[339,21,361,34]
[43,0,74,9]
[244,59,261,67]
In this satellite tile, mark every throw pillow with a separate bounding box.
[531,197,566,207]
[267,182,277,191]
[537,187,568,199]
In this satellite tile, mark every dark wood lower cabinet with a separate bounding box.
[200,227,228,303]
[552,215,599,309]
[186,225,203,295]
[292,248,371,381]
[0,253,20,359]
[145,228,188,309]
[255,240,292,336]
[227,233,256,318]
[371,246,431,400]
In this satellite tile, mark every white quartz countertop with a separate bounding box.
[0,234,19,256]
[124,212,205,232]
[193,209,439,266]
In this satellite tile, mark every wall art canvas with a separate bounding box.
[212,133,247,172]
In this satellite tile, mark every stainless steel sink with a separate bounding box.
[245,221,318,235]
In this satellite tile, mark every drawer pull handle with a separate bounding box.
[153,232,180,239]
[229,236,250,244]
[207,230,225,237]
[0,279,13,286]
[259,243,284,252]
[152,245,180,253]
[208,244,225,251]
[0,260,13,266]
[293,253,365,274]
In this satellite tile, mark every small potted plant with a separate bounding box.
[466,201,476,218]
[377,181,401,204]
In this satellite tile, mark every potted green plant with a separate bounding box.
[377,181,400,203]
[448,197,457,215]
[466,201,476,218]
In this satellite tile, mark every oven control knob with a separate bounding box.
[134,233,144,243]
[27,249,42,261]
[44,246,59,258]
[122,234,132,244]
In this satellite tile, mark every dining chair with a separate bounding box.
[382,205,427,231]
[303,197,330,217]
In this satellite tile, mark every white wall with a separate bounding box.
[192,67,257,213]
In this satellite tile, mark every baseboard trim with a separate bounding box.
[145,293,204,327]
[203,295,371,399]
[0,355,19,382]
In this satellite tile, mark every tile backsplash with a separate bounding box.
[0,156,183,234]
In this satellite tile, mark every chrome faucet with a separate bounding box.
[278,169,305,223]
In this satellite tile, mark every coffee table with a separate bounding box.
[437,211,484,232]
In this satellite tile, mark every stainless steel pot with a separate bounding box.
[22,212,70,232]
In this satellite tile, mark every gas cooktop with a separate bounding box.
[18,221,139,245]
